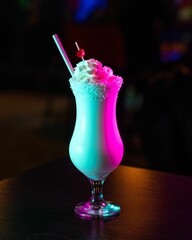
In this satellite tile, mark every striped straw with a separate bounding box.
[52,34,74,77]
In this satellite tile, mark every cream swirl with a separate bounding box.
[73,59,123,85]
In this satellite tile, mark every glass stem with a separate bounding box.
[89,178,106,208]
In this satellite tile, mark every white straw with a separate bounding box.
[75,42,80,50]
[52,34,74,77]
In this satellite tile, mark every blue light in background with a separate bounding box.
[74,0,108,22]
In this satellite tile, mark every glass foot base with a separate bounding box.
[74,201,121,220]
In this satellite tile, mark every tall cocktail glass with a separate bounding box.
[69,76,124,219]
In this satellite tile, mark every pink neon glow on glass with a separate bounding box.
[101,93,123,170]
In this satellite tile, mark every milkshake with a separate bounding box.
[52,34,124,219]
[69,59,124,180]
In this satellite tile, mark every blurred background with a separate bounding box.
[0,0,192,179]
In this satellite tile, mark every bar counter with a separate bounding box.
[0,158,192,240]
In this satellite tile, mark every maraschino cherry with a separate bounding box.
[76,49,85,58]
[75,42,85,60]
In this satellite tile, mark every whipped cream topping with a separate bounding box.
[69,59,123,100]
[73,59,123,86]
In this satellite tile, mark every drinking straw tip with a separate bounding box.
[52,34,74,77]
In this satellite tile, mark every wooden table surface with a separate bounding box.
[0,158,192,240]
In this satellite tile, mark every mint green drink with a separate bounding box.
[52,35,123,219]
[69,59,124,219]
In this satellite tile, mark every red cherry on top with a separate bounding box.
[76,49,85,58]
